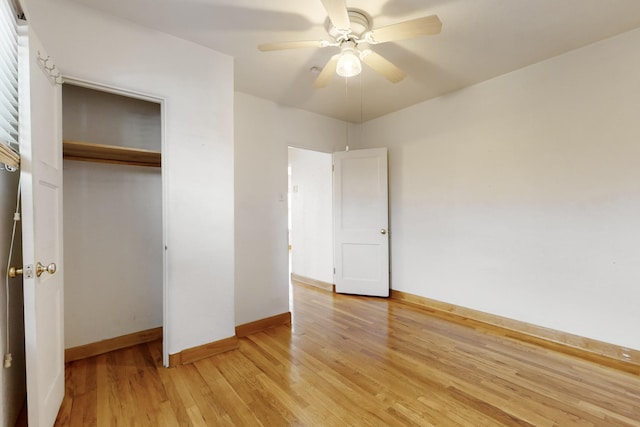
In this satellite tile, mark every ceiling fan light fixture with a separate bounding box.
[258,2,442,87]
[336,44,362,78]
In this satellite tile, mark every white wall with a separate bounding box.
[0,170,25,427]
[63,162,162,347]
[361,28,640,350]
[21,0,235,356]
[289,147,333,284]
[62,84,161,150]
[234,92,345,325]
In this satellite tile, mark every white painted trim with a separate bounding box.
[62,76,164,104]
[287,143,333,154]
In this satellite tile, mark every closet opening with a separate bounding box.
[61,82,165,362]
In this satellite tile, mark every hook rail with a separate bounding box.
[36,51,64,85]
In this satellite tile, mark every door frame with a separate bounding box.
[59,76,170,366]
[287,146,390,297]
[287,146,334,291]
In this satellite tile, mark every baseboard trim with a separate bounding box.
[168,311,292,367]
[65,327,163,363]
[390,290,640,375]
[235,312,292,338]
[291,273,334,292]
[66,312,292,367]
[168,336,239,367]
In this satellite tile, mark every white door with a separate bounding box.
[333,148,389,296]
[18,27,65,426]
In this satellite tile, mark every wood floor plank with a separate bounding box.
[55,283,640,426]
[154,362,192,426]
[193,357,264,426]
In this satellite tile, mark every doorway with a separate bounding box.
[287,147,333,292]
[61,82,165,357]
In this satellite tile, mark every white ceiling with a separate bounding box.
[69,0,640,122]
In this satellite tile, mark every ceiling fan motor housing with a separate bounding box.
[326,9,372,41]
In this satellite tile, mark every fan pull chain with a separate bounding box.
[360,72,363,143]
[345,76,349,151]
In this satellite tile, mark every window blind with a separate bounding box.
[0,0,19,169]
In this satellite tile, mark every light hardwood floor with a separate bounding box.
[55,283,640,426]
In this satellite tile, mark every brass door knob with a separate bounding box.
[380,229,387,235]
[36,262,56,277]
[8,267,22,278]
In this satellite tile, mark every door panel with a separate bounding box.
[19,26,65,426]
[334,148,389,297]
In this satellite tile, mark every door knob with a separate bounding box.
[8,264,35,279]
[8,267,22,278]
[380,229,387,235]
[36,262,56,277]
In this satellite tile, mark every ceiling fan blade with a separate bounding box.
[320,0,351,31]
[360,50,406,83]
[314,55,340,88]
[368,15,442,44]
[258,40,326,51]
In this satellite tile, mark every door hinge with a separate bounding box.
[332,164,334,172]
[333,267,336,274]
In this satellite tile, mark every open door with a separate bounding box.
[17,27,65,426]
[333,148,389,296]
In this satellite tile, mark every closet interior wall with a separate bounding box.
[62,84,162,349]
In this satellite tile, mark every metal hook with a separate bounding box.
[0,163,18,172]
[36,51,50,64]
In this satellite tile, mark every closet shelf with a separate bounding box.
[63,140,161,167]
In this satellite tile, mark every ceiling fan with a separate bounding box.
[258,0,442,88]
